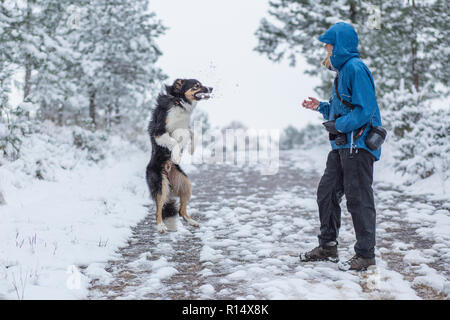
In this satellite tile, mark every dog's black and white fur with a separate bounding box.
[146,79,212,233]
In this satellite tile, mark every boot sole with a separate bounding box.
[339,263,376,272]
[299,255,340,263]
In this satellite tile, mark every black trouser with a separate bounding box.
[317,148,376,258]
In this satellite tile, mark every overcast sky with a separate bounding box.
[150,0,325,130]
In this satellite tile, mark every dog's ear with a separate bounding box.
[172,79,184,94]
[165,79,184,96]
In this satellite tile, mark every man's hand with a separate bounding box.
[302,97,320,110]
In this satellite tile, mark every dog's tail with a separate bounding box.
[162,200,178,219]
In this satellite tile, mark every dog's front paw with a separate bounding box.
[157,222,167,234]
[187,218,200,227]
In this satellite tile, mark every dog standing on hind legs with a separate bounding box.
[146,79,213,234]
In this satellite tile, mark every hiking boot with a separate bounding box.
[299,244,339,263]
[338,254,376,271]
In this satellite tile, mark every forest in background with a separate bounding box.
[263,0,449,183]
[1,0,167,148]
[0,0,449,191]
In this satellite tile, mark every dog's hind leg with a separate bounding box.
[180,187,199,227]
[178,172,200,227]
[155,175,170,233]
[146,164,169,234]
[170,168,199,227]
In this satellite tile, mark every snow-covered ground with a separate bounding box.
[0,125,154,299]
[89,146,449,300]
[1,136,449,299]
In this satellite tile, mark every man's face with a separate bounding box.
[324,43,333,55]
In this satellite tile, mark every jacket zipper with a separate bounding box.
[350,130,357,158]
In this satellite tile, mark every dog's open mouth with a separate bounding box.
[194,92,212,100]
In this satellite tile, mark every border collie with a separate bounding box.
[146,79,213,233]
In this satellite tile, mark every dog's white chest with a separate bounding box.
[166,105,193,133]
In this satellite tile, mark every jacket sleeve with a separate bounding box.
[317,101,330,120]
[335,66,377,133]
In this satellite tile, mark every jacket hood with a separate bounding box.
[318,22,360,70]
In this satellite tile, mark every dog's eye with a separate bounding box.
[193,84,200,89]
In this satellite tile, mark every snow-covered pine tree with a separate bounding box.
[30,0,83,125]
[395,106,450,185]
[2,0,166,131]
[255,0,449,182]
[383,79,450,184]
[0,0,80,125]
[0,61,14,158]
[358,0,449,103]
[254,0,355,98]
[0,5,14,160]
[255,0,449,108]
[0,59,11,203]
[75,0,166,131]
[0,0,48,100]
[0,76,32,160]
[0,39,31,161]
[383,79,424,140]
[0,57,11,117]
[360,1,449,182]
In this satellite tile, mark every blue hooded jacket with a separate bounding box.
[317,22,382,160]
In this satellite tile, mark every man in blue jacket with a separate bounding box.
[299,22,382,271]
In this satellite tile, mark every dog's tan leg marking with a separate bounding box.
[156,174,170,233]
[171,168,199,227]
[163,161,172,175]
[178,175,192,219]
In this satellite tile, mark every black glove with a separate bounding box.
[322,120,340,135]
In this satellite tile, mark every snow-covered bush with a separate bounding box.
[383,80,450,184]
[1,117,145,184]
[72,127,108,163]
[382,80,426,139]
[0,104,34,161]
[394,108,449,184]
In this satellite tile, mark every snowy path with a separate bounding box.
[88,151,450,300]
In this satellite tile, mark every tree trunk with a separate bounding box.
[23,63,32,100]
[89,89,96,128]
[411,0,420,92]
[23,0,32,100]
[106,104,112,131]
[114,101,120,125]
[57,104,64,126]
[349,0,357,23]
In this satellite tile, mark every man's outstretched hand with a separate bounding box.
[302,97,320,110]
